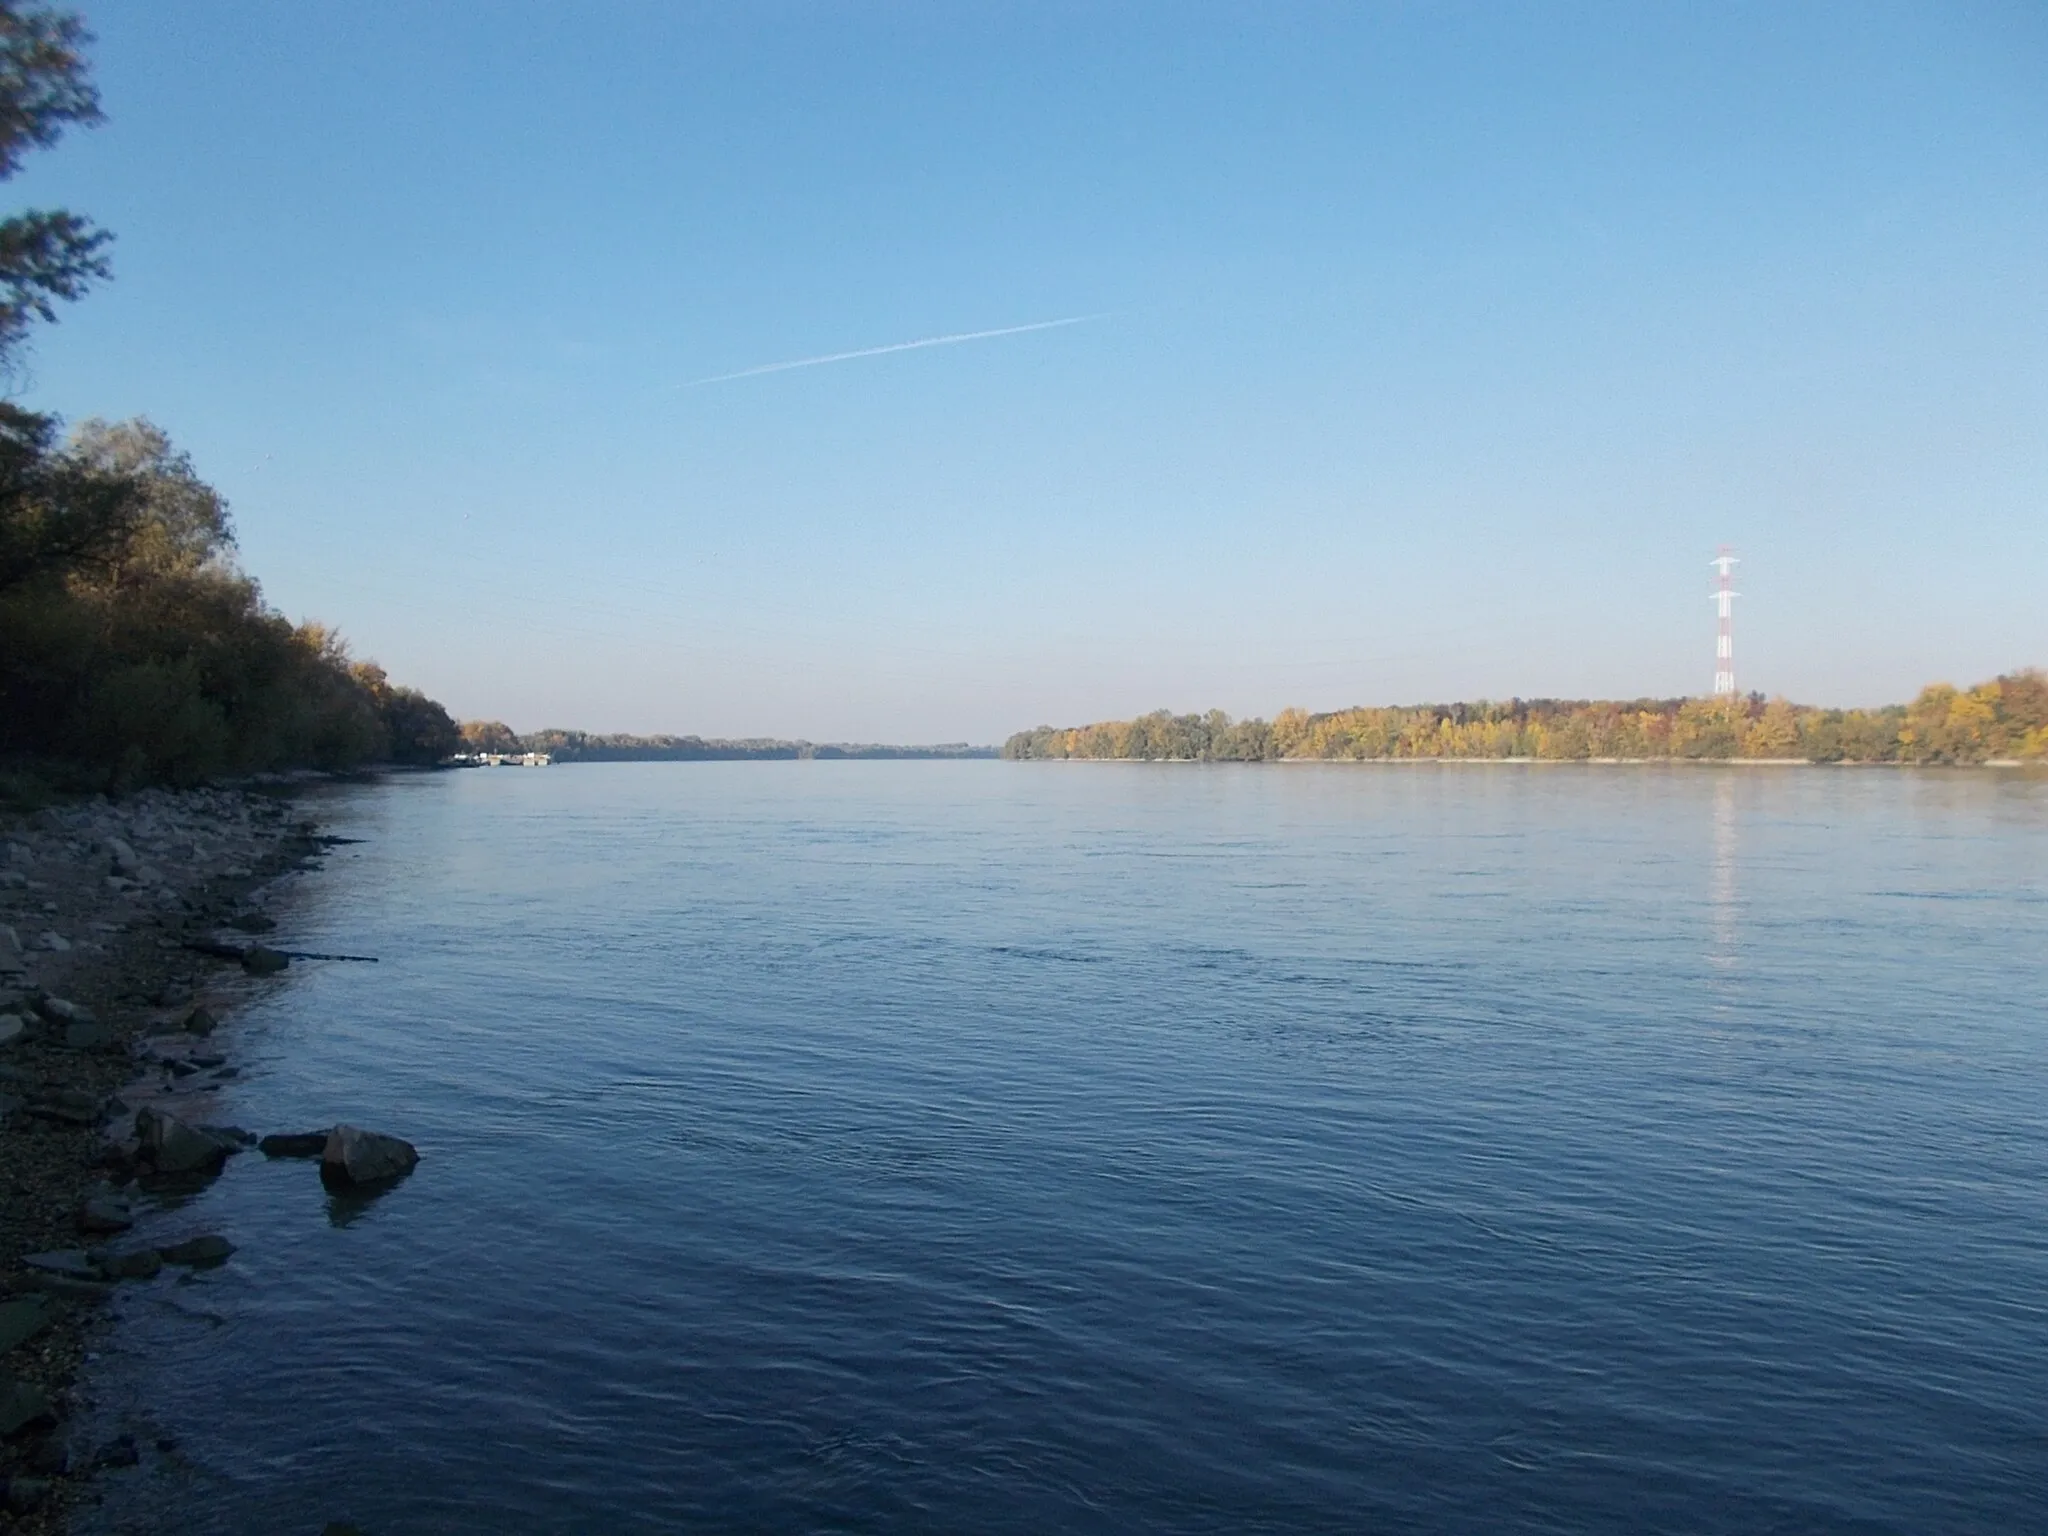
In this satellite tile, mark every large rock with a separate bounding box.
[321,1124,419,1188]
[105,836,140,876]
[134,1107,233,1177]
[0,1015,23,1049]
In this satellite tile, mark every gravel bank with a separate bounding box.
[0,783,339,1531]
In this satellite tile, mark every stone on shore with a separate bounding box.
[0,1015,22,1049]
[259,1130,330,1158]
[181,1004,218,1036]
[321,1124,419,1188]
[0,1375,55,1436]
[78,1193,134,1234]
[158,1234,233,1267]
[0,1297,50,1355]
[134,1106,235,1177]
[21,1251,96,1280]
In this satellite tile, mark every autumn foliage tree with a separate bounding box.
[1005,677,2048,764]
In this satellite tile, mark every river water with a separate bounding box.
[81,763,2048,1533]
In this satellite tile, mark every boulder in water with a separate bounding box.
[321,1124,419,1188]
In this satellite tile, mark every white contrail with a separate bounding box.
[681,313,1101,387]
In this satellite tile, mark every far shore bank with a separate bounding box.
[1008,756,2046,768]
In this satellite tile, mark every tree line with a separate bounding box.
[1002,674,2048,764]
[0,3,457,796]
[458,723,996,762]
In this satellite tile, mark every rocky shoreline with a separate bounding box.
[0,782,403,1534]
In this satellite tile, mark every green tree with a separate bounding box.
[0,1,111,372]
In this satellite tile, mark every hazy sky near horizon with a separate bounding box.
[13,1,2047,741]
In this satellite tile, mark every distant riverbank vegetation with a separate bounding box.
[1002,673,2048,765]
[457,723,996,762]
[0,3,457,796]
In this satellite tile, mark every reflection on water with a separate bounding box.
[1709,772,1739,969]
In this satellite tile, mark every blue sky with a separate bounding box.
[12,1,2046,740]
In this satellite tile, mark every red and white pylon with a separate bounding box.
[1710,547,1739,696]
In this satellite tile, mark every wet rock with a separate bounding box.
[105,836,140,876]
[200,1124,257,1147]
[95,1431,140,1468]
[181,1004,218,1036]
[37,931,69,952]
[226,911,276,933]
[0,1015,22,1049]
[0,1377,55,1436]
[259,1130,330,1158]
[134,1106,234,1177]
[0,1297,49,1355]
[321,1125,419,1188]
[241,943,289,975]
[158,1234,233,1267]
